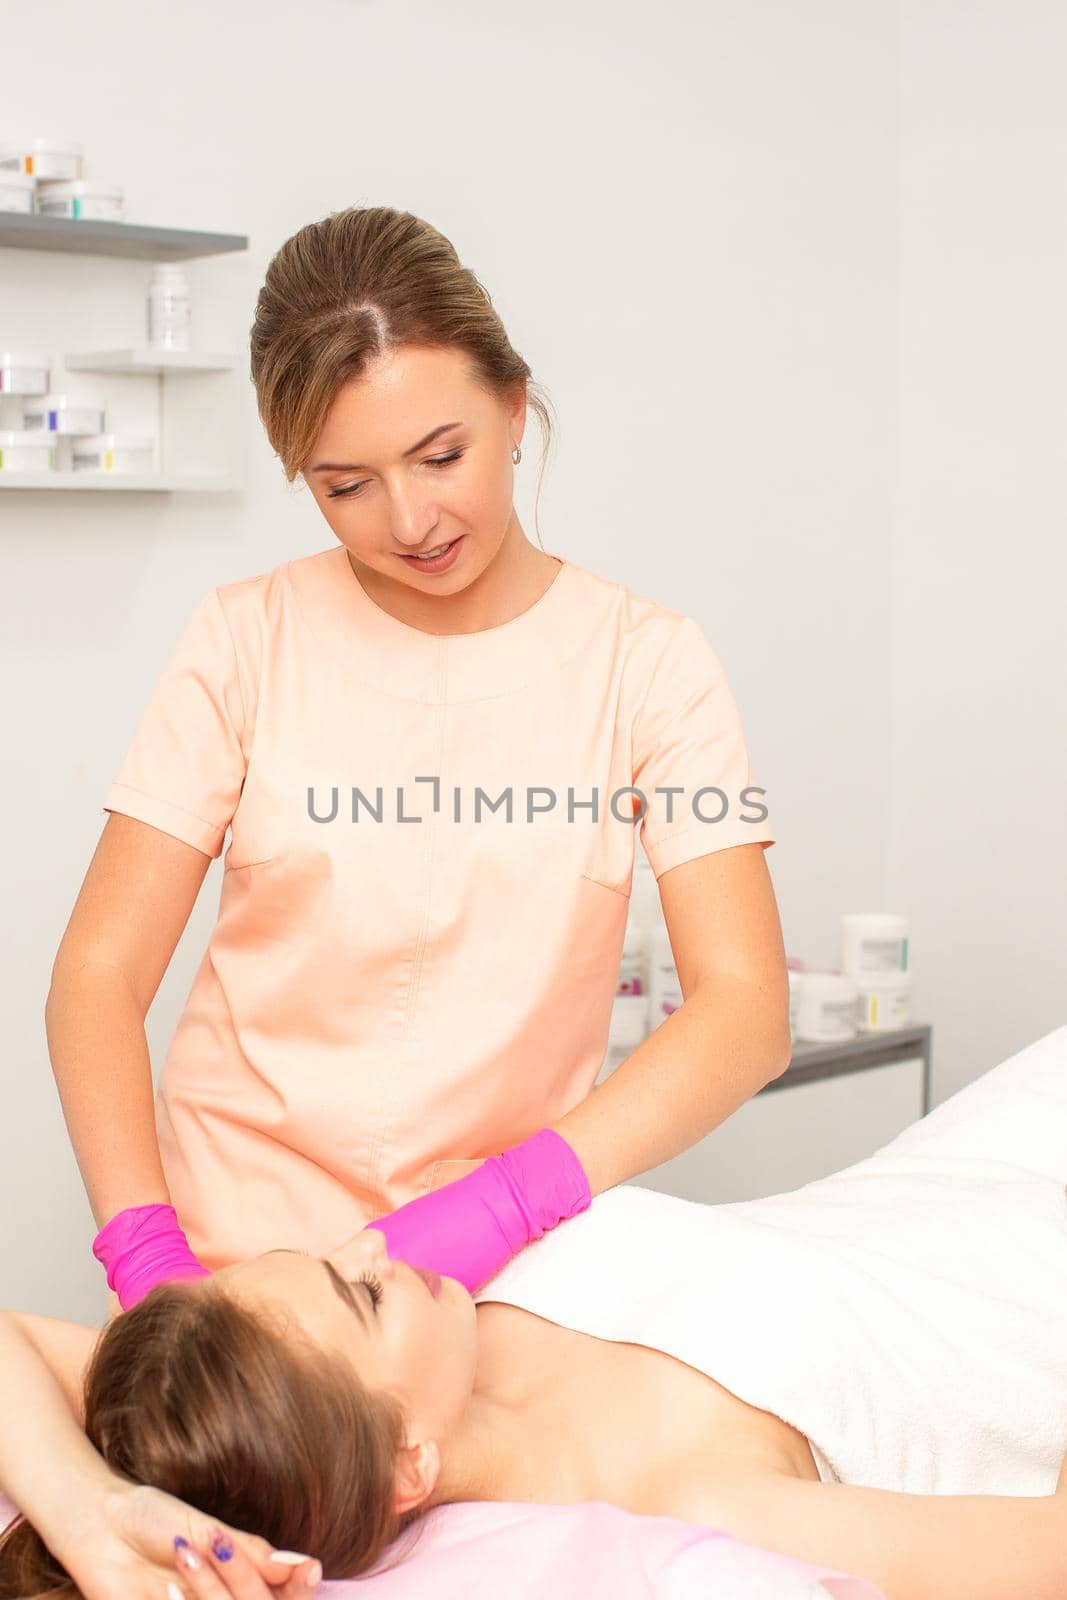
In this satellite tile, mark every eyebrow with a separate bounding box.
[263,1248,372,1332]
[310,420,465,474]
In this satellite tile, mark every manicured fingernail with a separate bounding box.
[305,1561,322,1587]
[175,1544,202,1572]
[209,1531,234,1562]
[167,1584,184,1600]
[271,1551,312,1565]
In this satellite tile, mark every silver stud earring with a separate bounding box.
[512,444,522,465]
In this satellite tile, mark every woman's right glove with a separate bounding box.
[92,1202,211,1310]
[366,1127,591,1295]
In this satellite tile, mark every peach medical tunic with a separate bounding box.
[102,545,776,1269]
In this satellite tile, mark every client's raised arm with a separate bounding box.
[0,1310,113,1563]
[0,1302,322,1599]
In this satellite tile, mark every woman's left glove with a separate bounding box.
[92,1203,211,1310]
[365,1127,591,1295]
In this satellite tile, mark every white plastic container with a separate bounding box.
[647,923,683,1029]
[787,968,806,1039]
[629,854,660,975]
[0,171,35,214]
[616,920,644,997]
[596,994,649,1085]
[794,970,859,1044]
[0,352,51,396]
[855,970,912,1033]
[23,393,106,435]
[0,138,83,180]
[35,179,125,222]
[0,430,55,472]
[146,262,192,351]
[841,913,909,975]
[71,433,155,473]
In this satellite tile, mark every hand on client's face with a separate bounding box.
[244,1226,481,1513]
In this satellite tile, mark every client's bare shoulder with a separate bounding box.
[475,1300,817,1515]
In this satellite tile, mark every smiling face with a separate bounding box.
[303,342,526,597]
[211,1226,480,1509]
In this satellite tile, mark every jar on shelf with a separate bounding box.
[616,920,644,996]
[23,394,106,435]
[0,351,51,395]
[793,971,859,1045]
[0,171,35,215]
[70,433,156,474]
[34,178,124,222]
[0,137,84,180]
[147,263,192,352]
[595,995,649,1087]
[0,430,55,473]
[840,912,909,975]
[855,970,912,1033]
[647,923,683,1030]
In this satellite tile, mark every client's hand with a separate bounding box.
[58,1480,322,1600]
[365,1127,591,1294]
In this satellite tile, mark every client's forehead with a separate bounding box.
[212,1249,300,1290]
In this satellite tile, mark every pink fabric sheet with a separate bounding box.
[1,1489,884,1598]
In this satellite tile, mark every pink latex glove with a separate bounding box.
[92,1202,211,1310]
[366,1127,591,1295]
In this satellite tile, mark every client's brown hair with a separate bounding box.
[0,1282,429,1597]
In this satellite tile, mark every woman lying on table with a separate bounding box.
[3,1023,1067,1600]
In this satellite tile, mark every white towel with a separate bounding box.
[475,1023,1067,1496]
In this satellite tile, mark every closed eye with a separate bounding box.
[356,1273,384,1310]
[323,1259,378,1330]
[263,1248,378,1330]
[326,449,466,500]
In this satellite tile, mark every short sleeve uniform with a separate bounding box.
[104,546,776,1267]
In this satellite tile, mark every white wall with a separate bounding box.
[892,0,1066,1099]
[1,0,1059,1320]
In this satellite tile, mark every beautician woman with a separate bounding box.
[46,205,791,1314]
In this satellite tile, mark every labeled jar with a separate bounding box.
[855,970,912,1033]
[0,171,35,214]
[0,430,55,472]
[647,923,683,1029]
[71,433,155,473]
[23,394,106,435]
[596,995,649,1085]
[0,352,51,395]
[616,920,644,996]
[146,263,192,351]
[35,179,125,222]
[0,138,84,180]
[787,967,806,1039]
[794,971,859,1044]
[841,912,909,976]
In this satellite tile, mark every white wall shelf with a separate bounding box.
[0,212,248,261]
[2,216,250,490]
[64,349,241,376]
[0,471,241,492]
